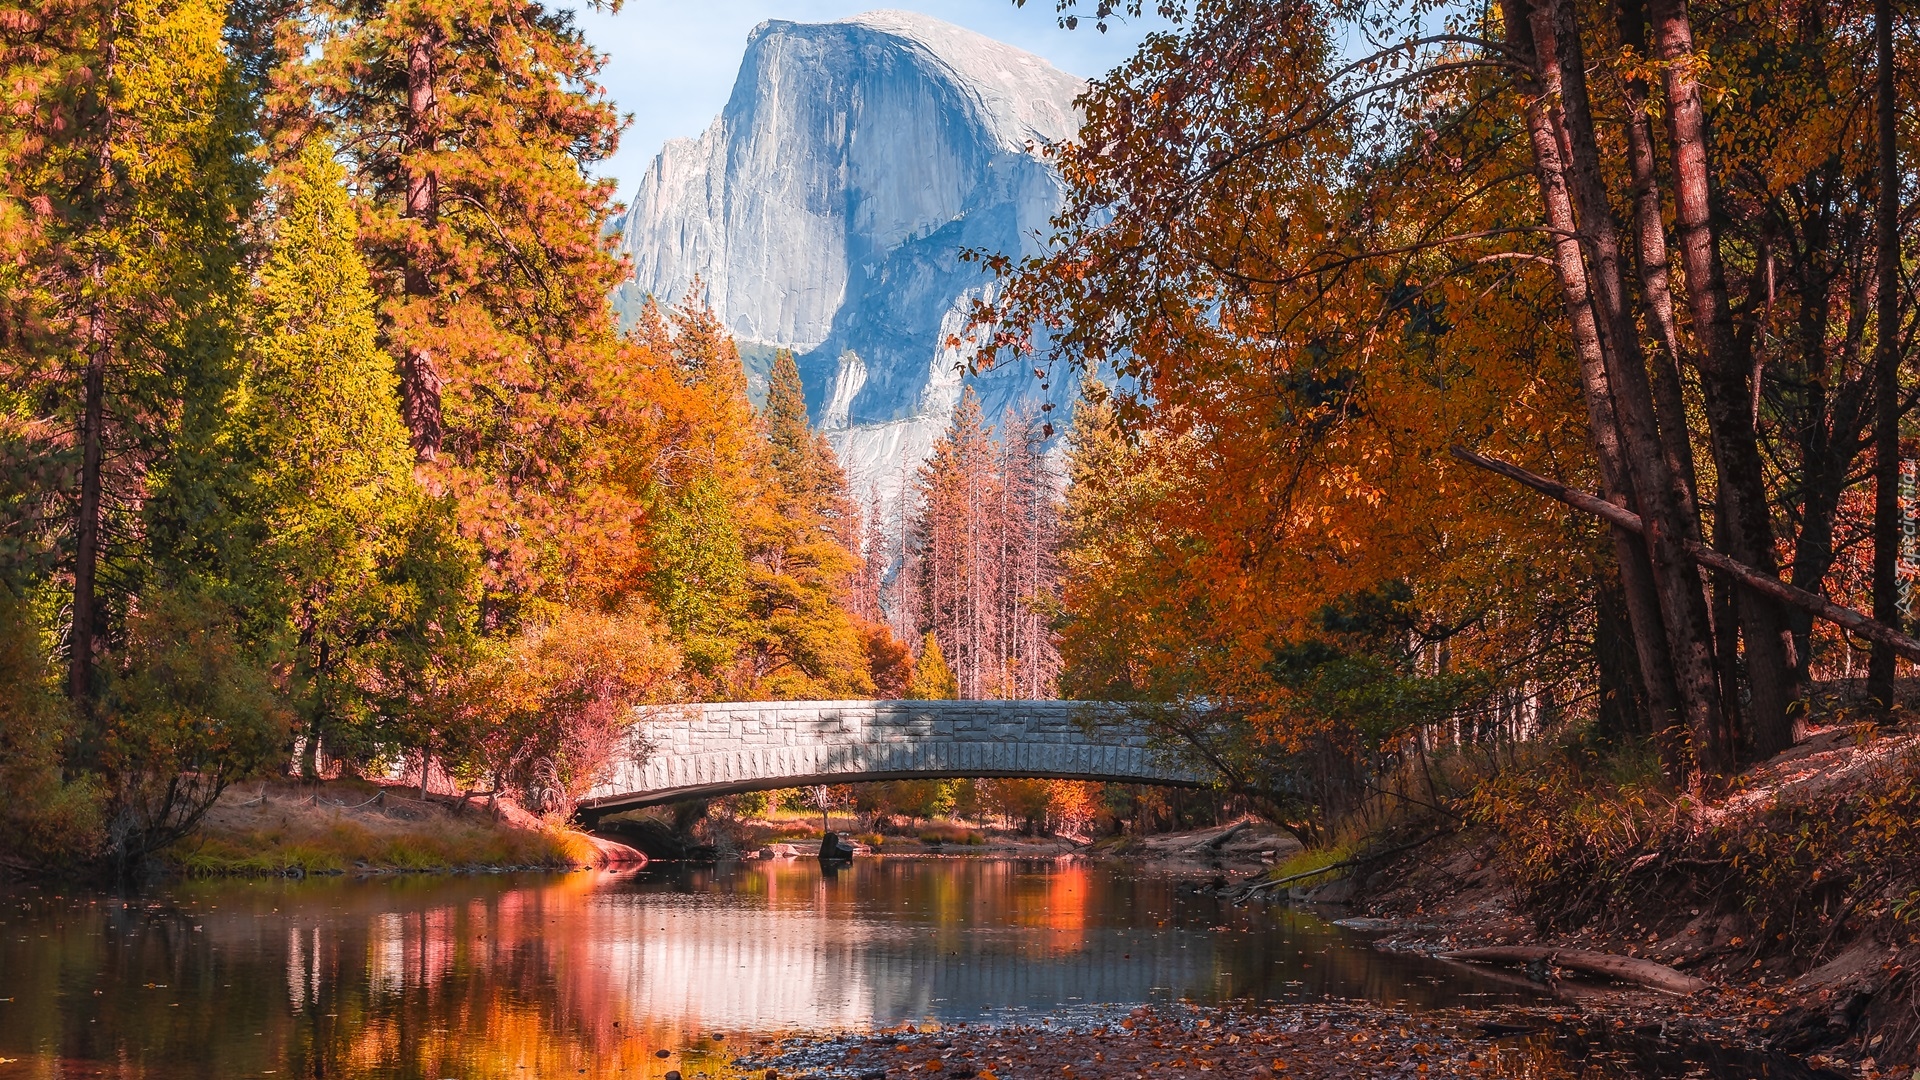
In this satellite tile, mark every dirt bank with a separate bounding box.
[1272,719,1920,1076]
[178,779,643,875]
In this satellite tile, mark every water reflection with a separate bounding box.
[0,860,1542,1080]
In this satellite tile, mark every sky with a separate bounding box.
[569,1,1175,203]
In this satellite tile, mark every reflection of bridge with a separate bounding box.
[578,700,1209,814]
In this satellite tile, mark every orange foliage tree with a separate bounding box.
[996,0,1915,807]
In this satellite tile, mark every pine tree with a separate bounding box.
[995,407,1062,698]
[904,391,1064,698]
[909,389,1003,696]
[851,488,887,623]
[906,632,958,700]
[0,0,289,871]
[1,0,261,713]
[745,348,869,698]
[765,350,814,496]
[238,141,475,776]
[287,0,631,627]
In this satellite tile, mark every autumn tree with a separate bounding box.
[437,600,678,815]
[863,622,915,698]
[1005,0,1915,790]
[608,303,875,701]
[286,0,631,627]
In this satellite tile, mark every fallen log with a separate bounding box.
[1437,945,1710,996]
[1195,819,1254,851]
[1421,955,1613,1004]
[1451,446,1920,664]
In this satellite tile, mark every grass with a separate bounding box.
[173,781,590,876]
[1267,843,1357,888]
[917,824,986,845]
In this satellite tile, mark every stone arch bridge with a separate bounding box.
[577,700,1209,816]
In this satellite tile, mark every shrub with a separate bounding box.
[98,588,291,878]
[918,824,984,845]
[440,600,679,817]
[1268,844,1357,888]
[0,593,105,870]
[1465,740,1673,926]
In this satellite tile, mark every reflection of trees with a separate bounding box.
[0,864,1548,1079]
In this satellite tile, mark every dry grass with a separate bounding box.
[174,779,592,875]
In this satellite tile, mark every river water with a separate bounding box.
[0,858,1544,1080]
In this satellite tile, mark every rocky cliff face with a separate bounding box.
[611,11,1083,512]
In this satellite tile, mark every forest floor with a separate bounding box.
[174,778,641,875]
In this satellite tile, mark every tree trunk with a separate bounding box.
[401,30,443,460]
[1515,0,1725,774]
[1594,572,1650,742]
[1643,0,1800,758]
[71,299,108,709]
[69,0,121,719]
[1711,571,1743,750]
[1867,0,1901,707]
[1437,946,1710,996]
[1616,0,1693,487]
[1547,0,1701,532]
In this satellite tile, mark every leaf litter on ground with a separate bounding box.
[729,1002,1857,1080]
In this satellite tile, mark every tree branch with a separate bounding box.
[1451,445,1920,663]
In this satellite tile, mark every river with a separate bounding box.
[0,858,1545,1079]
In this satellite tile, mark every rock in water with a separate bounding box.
[612,11,1086,520]
[818,831,858,862]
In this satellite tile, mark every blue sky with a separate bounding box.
[570,1,1174,203]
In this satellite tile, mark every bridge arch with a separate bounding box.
[578,700,1208,815]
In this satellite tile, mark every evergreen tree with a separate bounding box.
[765,350,814,492]
[909,389,1001,696]
[906,632,958,700]
[745,349,869,698]
[904,390,1064,698]
[237,141,476,776]
[1,0,261,708]
[0,0,286,870]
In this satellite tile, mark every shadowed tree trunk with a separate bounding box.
[1643,0,1800,758]
[68,0,121,720]
[1512,0,1726,774]
[401,29,442,460]
[1867,0,1901,708]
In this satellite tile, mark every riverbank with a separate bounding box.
[633,809,1302,868]
[180,781,1293,877]
[746,999,1844,1080]
[1268,717,1920,1075]
[175,779,642,875]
